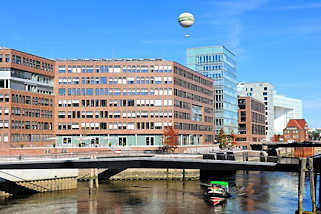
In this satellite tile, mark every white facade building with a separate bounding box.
[237,82,303,141]
[274,94,303,134]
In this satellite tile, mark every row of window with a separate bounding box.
[58,110,173,119]
[11,68,53,84]
[0,120,9,128]
[58,76,173,85]
[58,99,173,108]
[58,65,172,74]
[61,136,155,146]
[11,108,53,118]
[0,54,10,63]
[0,94,10,102]
[174,66,212,87]
[174,77,212,97]
[195,54,224,64]
[11,120,53,130]
[174,88,213,106]
[4,54,54,72]
[11,134,53,143]
[174,122,212,131]
[251,112,265,124]
[12,94,53,106]
[57,122,171,130]
[58,87,173,97]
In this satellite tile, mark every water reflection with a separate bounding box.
[0,171,312,214]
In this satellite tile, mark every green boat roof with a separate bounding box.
[210,181,229,187]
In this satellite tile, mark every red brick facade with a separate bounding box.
[236,96,266,148]
[283,119,309,143]
[0,48,55,147]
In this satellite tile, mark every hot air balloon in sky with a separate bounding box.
[178,12,194,28]
[178,12,194,38]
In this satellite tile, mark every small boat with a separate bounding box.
[206,181,230,198]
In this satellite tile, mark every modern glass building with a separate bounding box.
[187,46,238,136]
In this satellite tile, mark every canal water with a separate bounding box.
[0,171,316,214]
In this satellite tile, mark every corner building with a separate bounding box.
[55,59,214,148]
[0,48,55,147]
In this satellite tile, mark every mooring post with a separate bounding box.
[309,158,317,212]
[182,169,185,181]
[94,154,99,189]
[298,158,307,214]
[89,154,94,193]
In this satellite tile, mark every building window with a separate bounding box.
[240,111,246,122]
[5,55,9,63]
[118,136,127,146]
[63,137,72,144]
[58,88,65,96]
[145,136,154,146]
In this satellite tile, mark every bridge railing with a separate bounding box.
[0,150,145,162]
[203,150,299,164]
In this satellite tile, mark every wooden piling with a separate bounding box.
[93,155,99,189]
[309,158,316,212]
[182,169,185,181]
[89,168,94,192]
[166,168,169,180]
[298,158,307,214]
[95,168,99,189]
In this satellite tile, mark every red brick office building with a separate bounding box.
[236,96,266,148]
[54,59,215,148]
[0,48,55,147]
[0,48,215,149]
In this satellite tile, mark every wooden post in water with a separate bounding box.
[89,154,94,193]
[93,154,99,189]
[182,169,185,181]
[89,168,94,192]
[166,168,169,180]
[309,158,317,212]
[298,158,307,214]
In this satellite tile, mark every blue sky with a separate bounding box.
[1,0,321,127]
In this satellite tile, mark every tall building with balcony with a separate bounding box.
[237,96,266,148]
[54,59,214,148]
[187,46,238,136]
[0,48,55,147]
